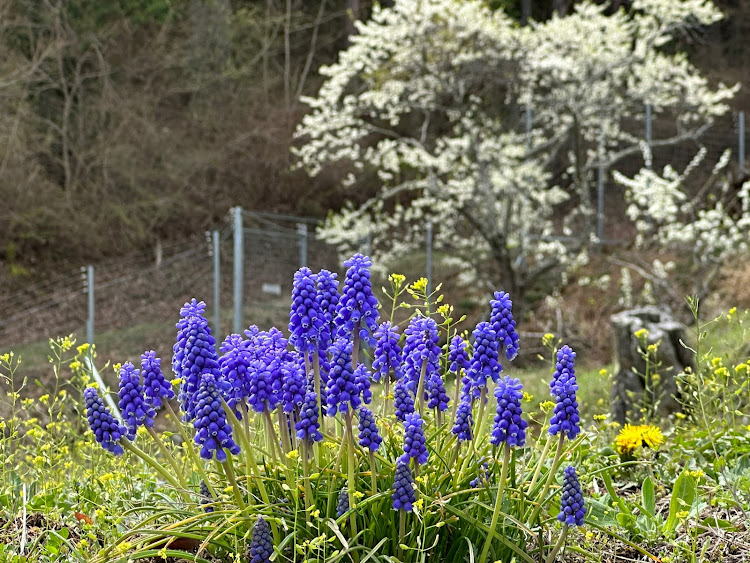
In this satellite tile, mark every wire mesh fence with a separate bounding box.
[0,106,747,353]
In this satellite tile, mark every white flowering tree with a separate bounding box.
[293,0,736,300]
[615,145,750,300]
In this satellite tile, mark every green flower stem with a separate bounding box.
[527,433,554,496]
[312,352,324,466]
[545,524,569,563]
[262,409,283,463]
[352,332,361,370]
[479,443,512,563]
[162,401,217,499]
[450,439,461,478]
[368,449,377,496]
[222,400,273,510]
[277,409,293,455]
[416,359,428,416]
[382,373,391,419]
[120,439,191,502]
[528,433,566,526]
[398,510,406,560]
[473,388,488,451]
[146,427,188,490]
[221,456,246,511]
[345,410,360,563]
[436,408,443,427]
[451,369,462,424]
[302,440,313,510]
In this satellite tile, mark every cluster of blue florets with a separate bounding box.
[549,345,580,440]
[81,253,590,544]
[372,321,403,382]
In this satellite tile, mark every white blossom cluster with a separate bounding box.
[616,147,750,264]
[293,0,736,291]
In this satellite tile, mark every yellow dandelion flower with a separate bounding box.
[615,424,663,454]
[640,425,664,449]
[615,424,643,455]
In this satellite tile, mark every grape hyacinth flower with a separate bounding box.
[84,386,127,455]
[172,298,207,376]
[200,480,214,513]
[400,412,428,466]
[357,407,382,451]
[141,351,174,410]
[247,354,277,413]
[175,311,222,420]
[218,334,253,412]
[490,376,528,448]
[448,335,471,376]
[402,316,441,392]
[452,399,473,442]
[549,346,581,440]
[249,516,273,563]
[489,291,520,360]
[466,322,501,400]
[289,267,325,354]
[372,321,403,382]
[470,461,490,488]
[333,254,379,344]
[315,269,339,350]
[280,352,306,413]
[118,362,155,440]
[336,486,350,517]
[394,377,415,422]
[296,386,323,443]
[392,461,416,512]
[192,373,241,461]
[558,466,585,526]
[425,371,450,412]
[354,364,373,406]
[326,338,363,416]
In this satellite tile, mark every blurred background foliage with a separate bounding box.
[0,0,747,276]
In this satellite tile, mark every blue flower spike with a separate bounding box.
[549,345,580,440]
[118,362,155,440]
[490,376,528,448]
[249,516,273,563]
[334,254,380,344]
[141,351,175,410]
[400,412,428,466]
[558,465,585,526]
[84,386,127,455]
[392,461,417,512]
[192,373,241,461]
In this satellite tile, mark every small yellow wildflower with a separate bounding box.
[540,400,555,413]
[113,363,122,372]
[686,469,704,479]
[286,449,299,461]
[409,277,428,295]
[522,391,533,403]
[599,368,608,377]
[634,328,649,340]
[76,343,90,354]
[593,414,607,423]
[542,333,555,347]
[0,353,9,362]
[69,361,82,371]
[172,378,183,387]
[389,273,406,285]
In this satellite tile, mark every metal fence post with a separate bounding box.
[645,103,652,164]
[212,230,220,337]
[233,207,244,335]
[298,223,308,268]
[597,130,605,246]
[740,110,745,173]
[426,221,433,297]
[82,265,94,345]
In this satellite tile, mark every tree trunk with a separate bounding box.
[521,0,531,25]
[610,307,690,424]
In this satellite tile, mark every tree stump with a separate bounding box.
[610,306,692,424]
